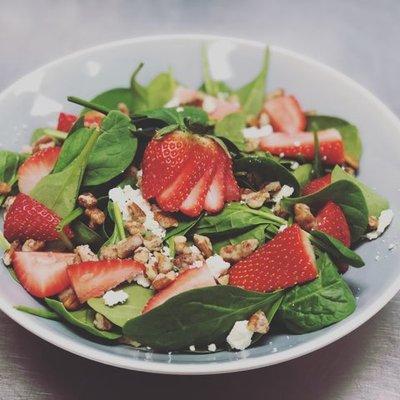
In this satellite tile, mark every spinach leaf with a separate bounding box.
[0,150,20,205]
[142,106,209,128]
[123,286,284,351]
[292,163,313,188]
[30,128,68,144]
[331,165,389,217]
[15,305,60,320]
[0,231,11,251]
[214,113,246,150]
[88,284,153,327]
[45,298,121,340]
[84,88,135,114]
[282,180,368,242]
[279,253,356,333]
[72,220,105,251]
[235,47,269,118]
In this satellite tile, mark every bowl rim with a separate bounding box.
[0,33,399,375]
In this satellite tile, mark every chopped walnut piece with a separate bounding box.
[263,181,281,194]
[219,239,259,263]
[74,244,98,262]
[0,182,12,195]
[2,240,20,266]
[118,102,130,115]
[173,245,205,270]
[145,263,158,281]
[151,205,178,229]
[173,236,187,254]
[134,247,150,264]
[143,234,163,251]
[93,313,113,331]
[58,287,81,311]
[241,188,270,209]
[152,271,177,290]
[193,234,213,258]
[154,251,173,273]
[116,235,143,259]
[272,203,289,218]
[21,239,45,252]
[99,245,119,260]
[368,215,379,231]
[244,138,260,152]
[78,192,97,208]
[248,310,269,334]
[128,202,146,223]
[294,203,316,231]
[343,165,356,175]
[217,274,230,285]
[124,220,145,236]
[85,208,106,229]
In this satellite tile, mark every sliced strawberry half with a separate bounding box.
[18,147,60,194]
[223,151,240,202]
[259,129,345,165]
[263,95,306,133]
[12,251,76,298]
[67,260,145,303]
[203,160,226,214]
[142,131,196,199]
[229,224,318,292]
[143,265,216,313]
[4,193,73,242]
[208,97,241,121]
[302,173,332,196]
[315,201,351,247]
[57,112,78,133]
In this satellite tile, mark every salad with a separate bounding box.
[0,48,393,353]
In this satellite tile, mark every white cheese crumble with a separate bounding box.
[108,185,166,239]
[366,209,394,240]
[206,254,230,278]
[103,289,129,307]
[279,152,285,158]
[290,161,300,170]
[176,106,184,112]
[202,96,217,113]
[278,224,288,233]
[135,274,151,288]
[189,345,196,352]
[208,343,217,352]
[242,124,273,139]
[226,320,253,350]
[272,185,294,203]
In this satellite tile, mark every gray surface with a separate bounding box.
[0,0,399,398]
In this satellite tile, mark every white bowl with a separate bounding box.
[0,34,399,375]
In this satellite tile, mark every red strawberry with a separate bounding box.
[229,224,317,292]
[84,110,105,127]
[315,201,351,247]
[18,147,60,194]
[204,160,226,213]
[12,251,76,298]
[302,173,331,196]
[223,152,240,202]
[143,265,216,313]
[263,95,306,133]
[207,97,241,121]
[259,129,345,165]
[142,131,196,199]
[67,259,145,303]
[4,193,73,242]
[57,112,77,133]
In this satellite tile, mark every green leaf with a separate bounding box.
[282,180,368,242]
[0,231,11,251]
[30,128,68,144]
[30,129,100,218]
[88,284,154,327]
[0,150,20,205]
[331,165,389,217]
[214,113,246,150]
[142,106,209,128]
[45,298,121,340]
[292,163,313,188]
[279,253,356,333]
[71,221,105,251]
[123,286,284,351]
[235,48,269,118]
[15,305,60,320]
[84,88,136,114]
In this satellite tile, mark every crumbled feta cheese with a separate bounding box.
[103,289,129,307]
[192,260,204,269]
[176,106,184,113]
[135,274,151,288]
[242,125,273,139]
[278,224,288,232]
[290,161,300,170]
[208,343,217,352]
[226,320,253,350]
[206,254,230,278]
[189,245,201,255]
[108,185,165,238]
[189,345,196,352]
[366,209,394,240]
[272,185,294,203]
[202,96,217,113]
[279,152,285,158]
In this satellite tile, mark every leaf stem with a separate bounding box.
[67,96,110,115]
[56,208,84,232]
[113,202,126,241]
[57,231,74,251]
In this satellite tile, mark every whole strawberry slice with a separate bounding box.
[263,95,306,133]
[229,224,318,292]
[223,151,240,202]
[315,201,351,247]
[259,129,345,165]
[12,251,76,298]
[4,193,73,242]
[143,265,216,313]
[18,147,60,194]
[67,259,145,303]
[57,112,77,133]
[302,173,331,196]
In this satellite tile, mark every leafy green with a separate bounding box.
[292,163,313,188]
[214,113,246,150]
[282,180,368,242]
[15,305,60,320]
[235,47,269,118]
[30,128,68,144]
[84,88,135,114]
[30,129,100,218]
[123,286,284,350]
[279,253,356,333]
[0,231,10,251]
[0,150,21,204]
[331,166,389,217]
[71,221,105,251]
[45,298,121,340]
[142,106,208,128]
[88,284,153,327]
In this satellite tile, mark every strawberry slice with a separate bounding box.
[57,112,77,133]
[203,160,226,213]
[302,173,331,196]
[263,95,306,133]
[4,193,73,242]
[67,260,145,303]
[223,152,240,202]
[142,131,196,199]
[156,137,215,212]
[259,129,345,165]
[229,224,317,292]
[172,86,202,105]
[208,97,241,121]
[18,147,60,194]
[315,201,351,247]
[12,251,76,298]
[143,265,216,313]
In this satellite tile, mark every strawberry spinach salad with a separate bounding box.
[0,48,393,353]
